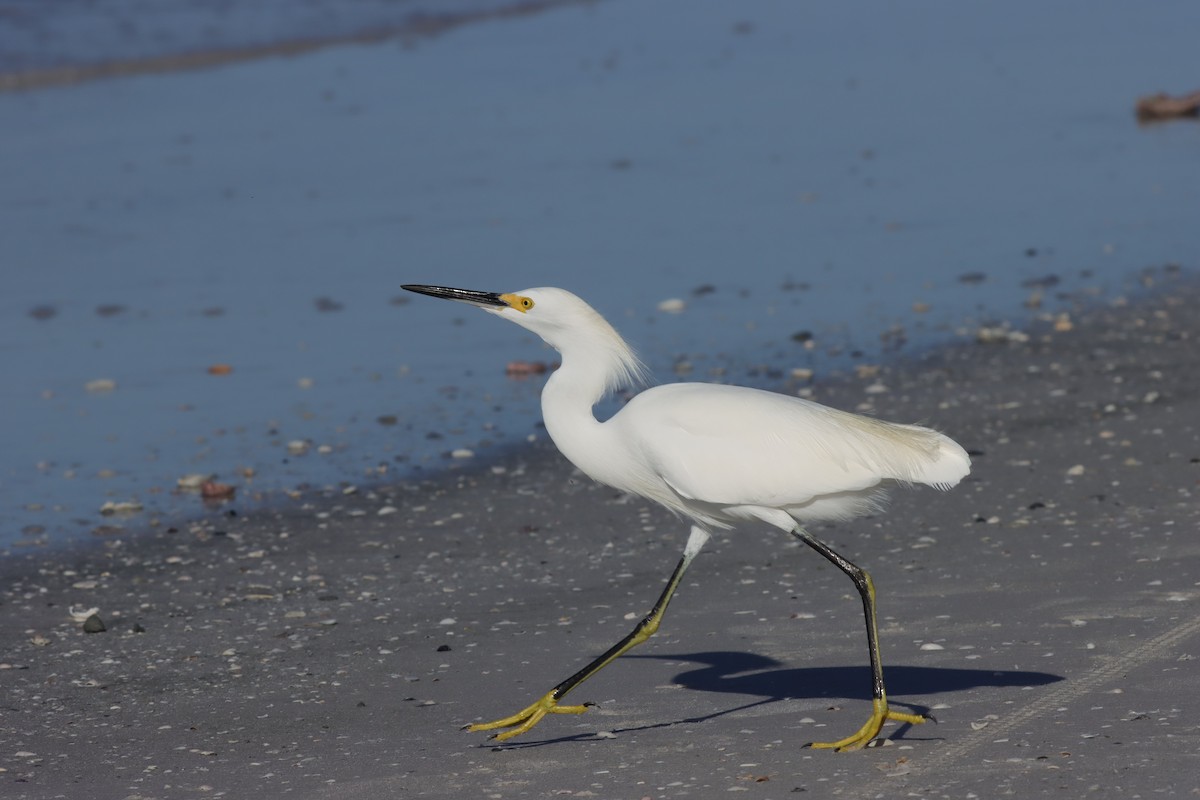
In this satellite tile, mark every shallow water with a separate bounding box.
[3,0,1199,547]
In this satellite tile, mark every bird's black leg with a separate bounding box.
[466,526,710,741]
[792,527,927,750]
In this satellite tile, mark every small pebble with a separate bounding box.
[976,327,1029,344]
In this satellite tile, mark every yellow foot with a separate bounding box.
[464,690,594,742]
[805,698,929,752]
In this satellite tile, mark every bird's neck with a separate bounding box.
[539,352,621,482]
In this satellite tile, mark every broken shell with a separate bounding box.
[177,473,214,491]
[69,606,101,623]
[100,500,143,515]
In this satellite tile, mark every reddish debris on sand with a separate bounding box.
[201,481,236,500]
[505,360,551,378]
[1136,89,1200,121]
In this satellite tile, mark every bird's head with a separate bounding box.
[402,284,647,390]
[403,285,593,346]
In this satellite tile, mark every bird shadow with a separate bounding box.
[637,650,1063,702]
[483,650,1062,750]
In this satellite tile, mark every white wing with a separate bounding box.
[612,383,969,509]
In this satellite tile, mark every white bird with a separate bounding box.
[403,284,971,750]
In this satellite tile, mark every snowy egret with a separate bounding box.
[403,284,971,750]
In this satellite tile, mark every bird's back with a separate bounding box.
[607,382,970,524]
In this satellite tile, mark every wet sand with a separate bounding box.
[2,267,1197,798]
[0,0,590,92]
[8,0,1200,550]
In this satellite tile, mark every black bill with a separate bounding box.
[401,284,508,308]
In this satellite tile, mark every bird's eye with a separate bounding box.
[498,292,534,312]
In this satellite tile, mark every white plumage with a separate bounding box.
[613,382,968,525]
[491,287,969,530]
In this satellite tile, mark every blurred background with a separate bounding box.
[3,0,1198,546]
